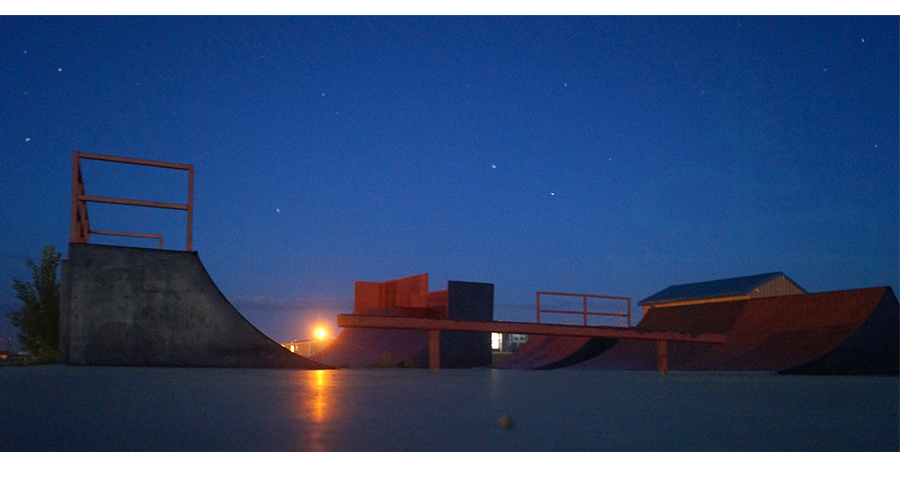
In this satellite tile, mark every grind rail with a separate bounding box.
[337,314,726,374]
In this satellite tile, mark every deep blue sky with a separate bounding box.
[1,16,897,345]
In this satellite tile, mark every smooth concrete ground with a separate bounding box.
[1,366,897,451]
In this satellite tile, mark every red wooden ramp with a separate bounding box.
[491,336,618,370]
[312,274,495,368]
[569,287,899,374]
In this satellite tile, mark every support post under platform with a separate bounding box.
[656,340,669,375]
[428,329,440,371]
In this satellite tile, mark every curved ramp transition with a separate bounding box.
[492,336,618,370]
[495,287,897,374]
[60,243,329,369]
[313,307,440,368]
[574,287,899,374]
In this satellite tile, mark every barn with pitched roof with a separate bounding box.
[637,272,806,315]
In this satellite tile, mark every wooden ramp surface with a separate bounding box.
[571,287,899,374]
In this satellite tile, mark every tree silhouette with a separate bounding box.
[6,246,61,363]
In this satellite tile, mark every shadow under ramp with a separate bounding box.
[492,335,618,370]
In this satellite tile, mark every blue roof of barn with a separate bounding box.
[638,272,805,306]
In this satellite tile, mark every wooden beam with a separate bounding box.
[656,340,669,375]
[428,329,440,371]
[337,314,726,344]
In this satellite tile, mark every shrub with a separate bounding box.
[6,246,62,364]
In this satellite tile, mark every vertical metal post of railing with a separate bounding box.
[627,298,631,328]
[71,152,79,243]
[536,291,541,324]
[71,152,87,244]
[583,295,588,326]
[186,164,194,251]
[428,329,440,370]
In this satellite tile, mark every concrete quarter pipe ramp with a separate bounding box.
[60,243,329,369]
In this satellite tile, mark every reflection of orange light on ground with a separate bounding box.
[312,369,327,423]
[294,370,332,451]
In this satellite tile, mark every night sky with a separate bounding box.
[1,15,898,347]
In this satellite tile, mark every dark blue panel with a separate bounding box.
[447,281,494,321]
[442,281,494,368]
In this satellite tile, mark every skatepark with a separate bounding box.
[60,152,899,375]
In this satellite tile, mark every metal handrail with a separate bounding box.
[70,151,194,251]
[536,291,631,327]
[88,230,163,249]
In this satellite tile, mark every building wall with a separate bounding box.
[642,295,751,315]
[492,333,529,352]
[749,274,805,299]
[284,338,335,358]
[505,334,530,352]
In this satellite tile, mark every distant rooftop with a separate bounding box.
[638,272,806,306]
